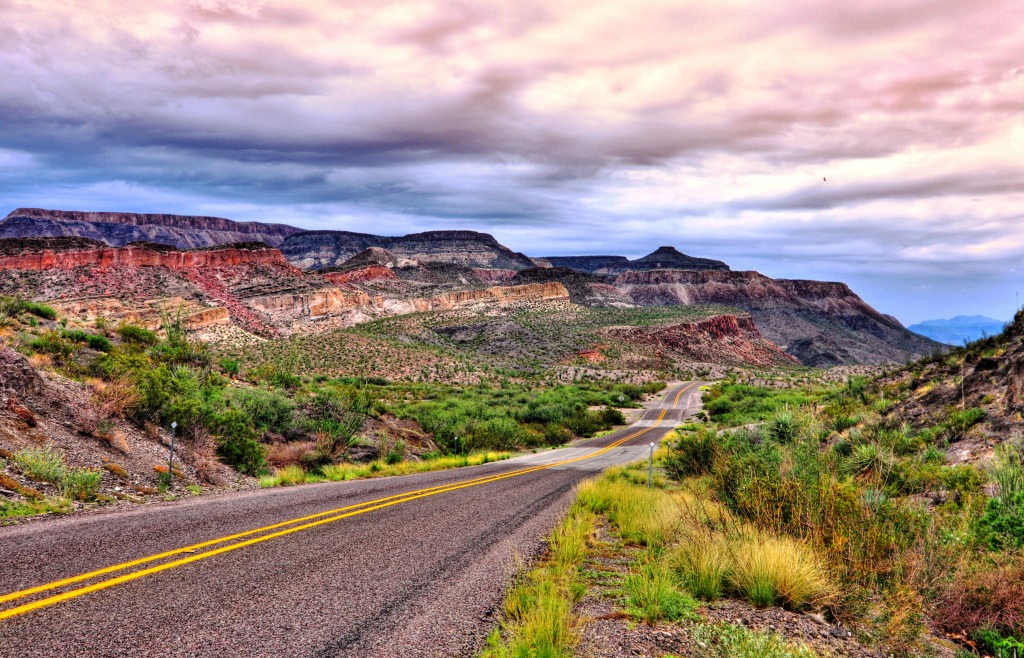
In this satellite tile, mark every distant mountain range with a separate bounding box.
[908,316,1008,345]
[0,207,940,365]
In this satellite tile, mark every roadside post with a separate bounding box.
[648,442,656,488]
[167,421,177,484]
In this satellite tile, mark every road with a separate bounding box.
[0,381,705,657]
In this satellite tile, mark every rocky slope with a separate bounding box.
[614,269,937,366]
[881,310,1024,463]
[280,230,536,271]
[607,314,798,368]
[0,208,302,249]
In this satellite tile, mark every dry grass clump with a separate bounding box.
[576,467,679,546]
[582,470,833,612]
[727,528,832,610]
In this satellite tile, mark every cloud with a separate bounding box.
[1,0,1022,321]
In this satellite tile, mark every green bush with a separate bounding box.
[767,410,799,444]
[22,300,57,320]
[29,331,74,358]
[63,328,113,352]
[943,407,986,441]
[212,410,268,475]
[227,387,294,434]
[978,492,1024,549]
[59,468,103,501]
[665,428,716,478]
[624,559,697,623]
[973,629,1024,658]
[117,324,159,346]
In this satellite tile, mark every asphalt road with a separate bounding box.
[0,382,706,657]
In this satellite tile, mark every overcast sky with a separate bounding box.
[1,0,1022,324]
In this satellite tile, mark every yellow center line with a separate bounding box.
[0,382,697,621]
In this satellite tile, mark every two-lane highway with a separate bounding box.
[0,382,705,657]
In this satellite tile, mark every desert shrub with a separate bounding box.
[942,464,985,496]
[63,328,113,352]
[703,383,817,426]
[934,566,1024,645]
[304,387,370,449]
[977,447,1024,549]
[220,358,240,376]
[211,410,268,475]
[135,364,208,430]
[767,410,800,444]
[29,331,74,359]
[117,324,159,346]
[385,439,406,465]
[689,623,818,658]
[977,493,1024,549]
[59,468,102,501]
[943,407,986,441]
[846,442,893,477]
[664,427,716,478]
[831,414,858,432]
[12,446,66,484]
[226,387,294,434]
[599,406,626,426]
[21,300,57,320]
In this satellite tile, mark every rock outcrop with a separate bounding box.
[0,208,302,249]
[280,230,536,271]
[609,314,798,368]
[615,269,937,366]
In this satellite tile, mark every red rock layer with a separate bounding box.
[0,245,299,273]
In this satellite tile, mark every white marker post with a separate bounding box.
[648,442,656,488]
[167,421,177,484]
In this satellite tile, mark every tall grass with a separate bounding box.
[582,471,832,612]
[624,558,696,623]
[259,451,512,487]
[482,495,595,658]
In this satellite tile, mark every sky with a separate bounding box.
[1,0,1022,324]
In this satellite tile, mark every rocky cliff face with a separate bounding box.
[608,314,798,368]
[280,230,536,271]
[0,240,296,272]
[614,269,937,366]
[0,208,302,249]
[249,282,570,326]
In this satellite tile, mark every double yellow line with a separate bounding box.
[0,382,696,622]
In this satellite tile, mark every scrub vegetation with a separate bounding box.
[1,301,664,502]
[661,373,1022,657]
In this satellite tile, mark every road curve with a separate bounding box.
[0,382,706,657]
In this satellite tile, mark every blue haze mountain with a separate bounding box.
[908,316,1008,345]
